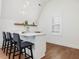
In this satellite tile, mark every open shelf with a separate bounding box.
[14,23,37,26]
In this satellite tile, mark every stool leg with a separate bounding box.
[13,45,16,59]
[2,40,4,50]
[30,46,33,59]
[24,48,26,57]
[6,41,9,56]
[9,42,12,59]
[19,50,21,59]
[3,41,6,53]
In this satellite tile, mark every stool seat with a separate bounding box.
[21,41,34,48]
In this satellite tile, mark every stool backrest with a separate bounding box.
[2,32,6,41]
[13,33,21,49]
[6,32,12,40]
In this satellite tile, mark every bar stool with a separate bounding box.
[13,33,34,59]
[6,32,23,59]
[2,32,7,53]
[6,32,15,59]
[2,32,14,59]
[5,32,13,55]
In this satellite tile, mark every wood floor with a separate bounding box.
[1,43,79,59]
[42,43,79,59]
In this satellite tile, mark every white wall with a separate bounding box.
[1,0,50,31]
[1,0,48,23]
[0,0,3,47]
[39,0,79,49]
[0,0,2,16]
[1,0,49,32]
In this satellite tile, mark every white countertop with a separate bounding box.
[9,31,45,36]
[20,32,45,36]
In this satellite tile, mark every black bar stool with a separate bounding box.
[5,32,23,59]
[5,32,13,55]
[6,32,15,59]
[2,32,7,53]
[12,33,34,59]
[2,32,14,59]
